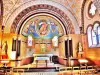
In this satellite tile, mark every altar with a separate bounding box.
[33,54,53,67]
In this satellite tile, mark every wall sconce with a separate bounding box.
[68,37,72,40]
[18,37,21,40]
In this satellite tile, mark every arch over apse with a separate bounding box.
[0,0,3,28]
[4,0,80,34]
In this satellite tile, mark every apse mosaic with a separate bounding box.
[21,15,64,39]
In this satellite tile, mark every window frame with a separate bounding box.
[88,2,97,18]
[87,22,100,48]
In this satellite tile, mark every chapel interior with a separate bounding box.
[0,0,100,75]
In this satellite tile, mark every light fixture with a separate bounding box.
[64,37,67,40]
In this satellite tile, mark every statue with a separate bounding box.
[78,42,83,52]
[2,41,8,54]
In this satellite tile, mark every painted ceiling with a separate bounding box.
[3,0,83,27]
[21,15,64,39]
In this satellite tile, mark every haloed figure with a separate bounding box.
[39,21,48,35]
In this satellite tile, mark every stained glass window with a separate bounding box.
[52,36,58,47]
[98,26,100,43]
[89,3,96,16]
[87,22,100,47]
[88,2,97,18]
[28,35,33,46]
[92,30,97,45]
[87,26,92,47]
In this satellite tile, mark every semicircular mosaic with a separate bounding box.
[21,15,64,39]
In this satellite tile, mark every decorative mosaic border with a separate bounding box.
[10,4,75,34]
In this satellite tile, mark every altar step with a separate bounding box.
[33,62,54,65]
[13,72,58,75]
[32,62,55,67]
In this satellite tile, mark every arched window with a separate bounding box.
[97,26,100,44]
[87,22,100,47]
[28,35,33,46]
[92,30,97,45]
[52,36,58,47]
[87,26,92,47]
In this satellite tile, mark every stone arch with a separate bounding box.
[81,0,86,34]
[11,4,74,34]
[0,0,3,31]
[4,0,80,34]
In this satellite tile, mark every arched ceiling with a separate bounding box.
[3,0,82,34]
[11,4,75,34]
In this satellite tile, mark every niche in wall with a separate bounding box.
[17,40,21,56]
[69,39,73,57]
[65,37,73,58]
[12,38,16,51]
[12,38,21,57]
[65,40,68,58]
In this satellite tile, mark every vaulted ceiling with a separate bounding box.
[3,0,83,27]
